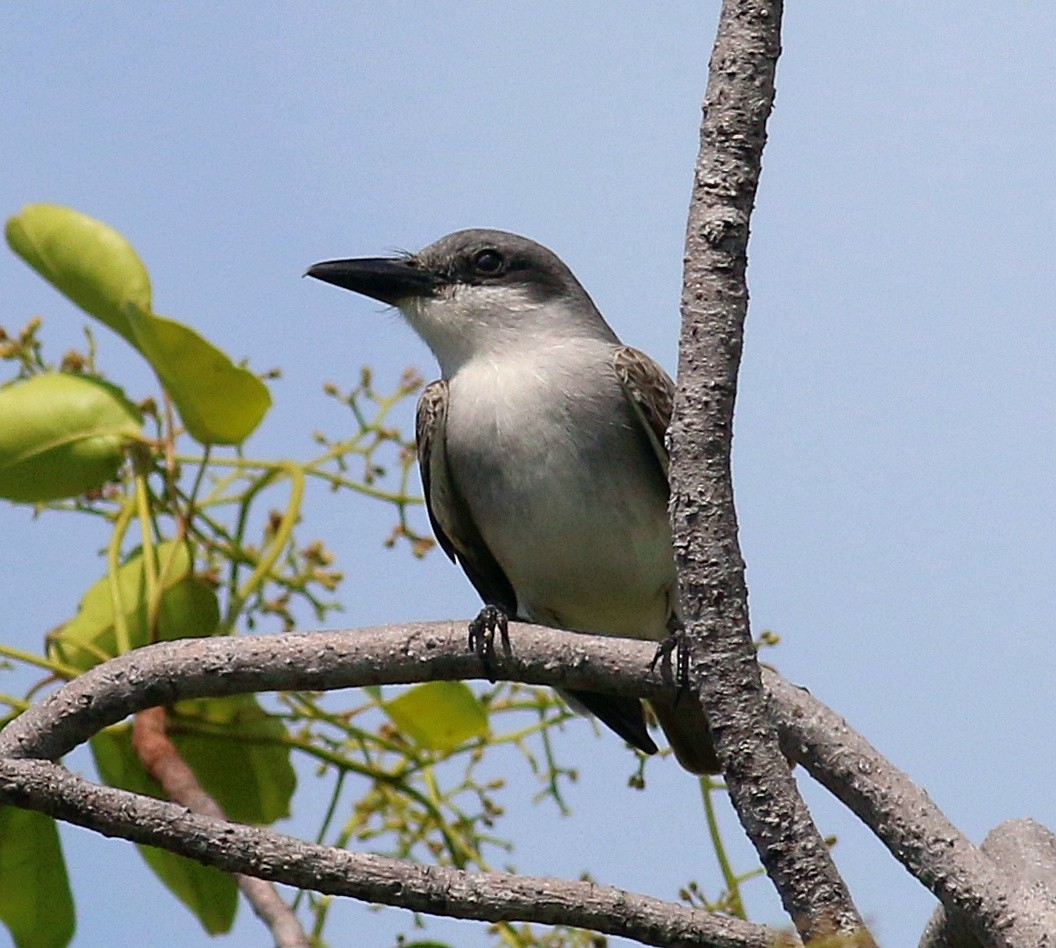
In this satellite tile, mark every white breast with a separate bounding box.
[444,343,675,640]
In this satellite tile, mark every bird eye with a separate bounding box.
[471,249,504,274]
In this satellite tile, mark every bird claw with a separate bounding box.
[650,628,690,704]
[468,605,509,682]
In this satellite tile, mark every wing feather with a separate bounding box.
[612,346,674,479]
[416,381,517,613]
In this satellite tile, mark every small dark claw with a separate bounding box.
[651,628,690,704]
[467,605,509,682]
[649,636,672,672]
[468,604,508,652]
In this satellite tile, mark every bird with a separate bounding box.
[307,229,717,773]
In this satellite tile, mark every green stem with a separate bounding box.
[182,444,212,515]
[133,464,159,629]
[699,774,746,918]
[0,643,80,680]
[171,711,474,873]
[107,499,136,655]
[0,693,31,713]
[227,462,305,623]
[292,769,346,915]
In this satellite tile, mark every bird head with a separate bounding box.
[307,229,613,376]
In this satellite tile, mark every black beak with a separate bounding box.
[305,257,438,305]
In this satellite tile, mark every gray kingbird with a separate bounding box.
[308,229,716,773]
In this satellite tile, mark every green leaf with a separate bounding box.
[136,846,237,936]
[0,373,142,503]
[0,806,75,948]
[6,204,269,444]
[169,694,296,825]
[89,698,294,932]
[384,681,489,752]
[89,729,238,935]
[47,541,220,672]
[127,306,271,445]
[6,204,151,349]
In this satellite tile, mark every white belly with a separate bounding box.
[445,351,675,640]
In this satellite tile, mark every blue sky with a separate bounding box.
[2,3,1055,945]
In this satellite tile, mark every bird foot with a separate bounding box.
[468,605,509,682]
[650,628,690,704]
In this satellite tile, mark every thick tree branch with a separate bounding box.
[0,623,672,762]
[920,820,1056,948]
[670,0,870,940]
[2,623,1054,944]
[0,757,792,948]
[766,672,1056,946]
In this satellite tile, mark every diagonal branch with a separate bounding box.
[765,671,1056,946]
[132,707,310,948]
[668,0,871,940]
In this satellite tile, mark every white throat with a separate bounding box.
[399,284,615,379]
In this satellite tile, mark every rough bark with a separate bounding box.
[5,622,1055,944]
[0,756,792,948]
[918,820,1056,947]
[669,0,871,940]
[0,622,687,763]
[766,671,1056,946]
[6,620,1056,937]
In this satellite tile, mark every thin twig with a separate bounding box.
[131,707,310,948]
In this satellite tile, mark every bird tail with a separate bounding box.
[649,696,720,774]
[558,687,659,756]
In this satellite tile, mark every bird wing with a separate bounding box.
[569,347,676,759]
[611,348,721,765]
[612,345,675,479]
[416,380,518,613]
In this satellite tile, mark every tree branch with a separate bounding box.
[0,622,671,763]
[766,671,1056,946]
[919,819,1056,947]
[132,707,310,948]
[2,622,1054,944]
[0,757,793,948]
[669,0,871,940]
